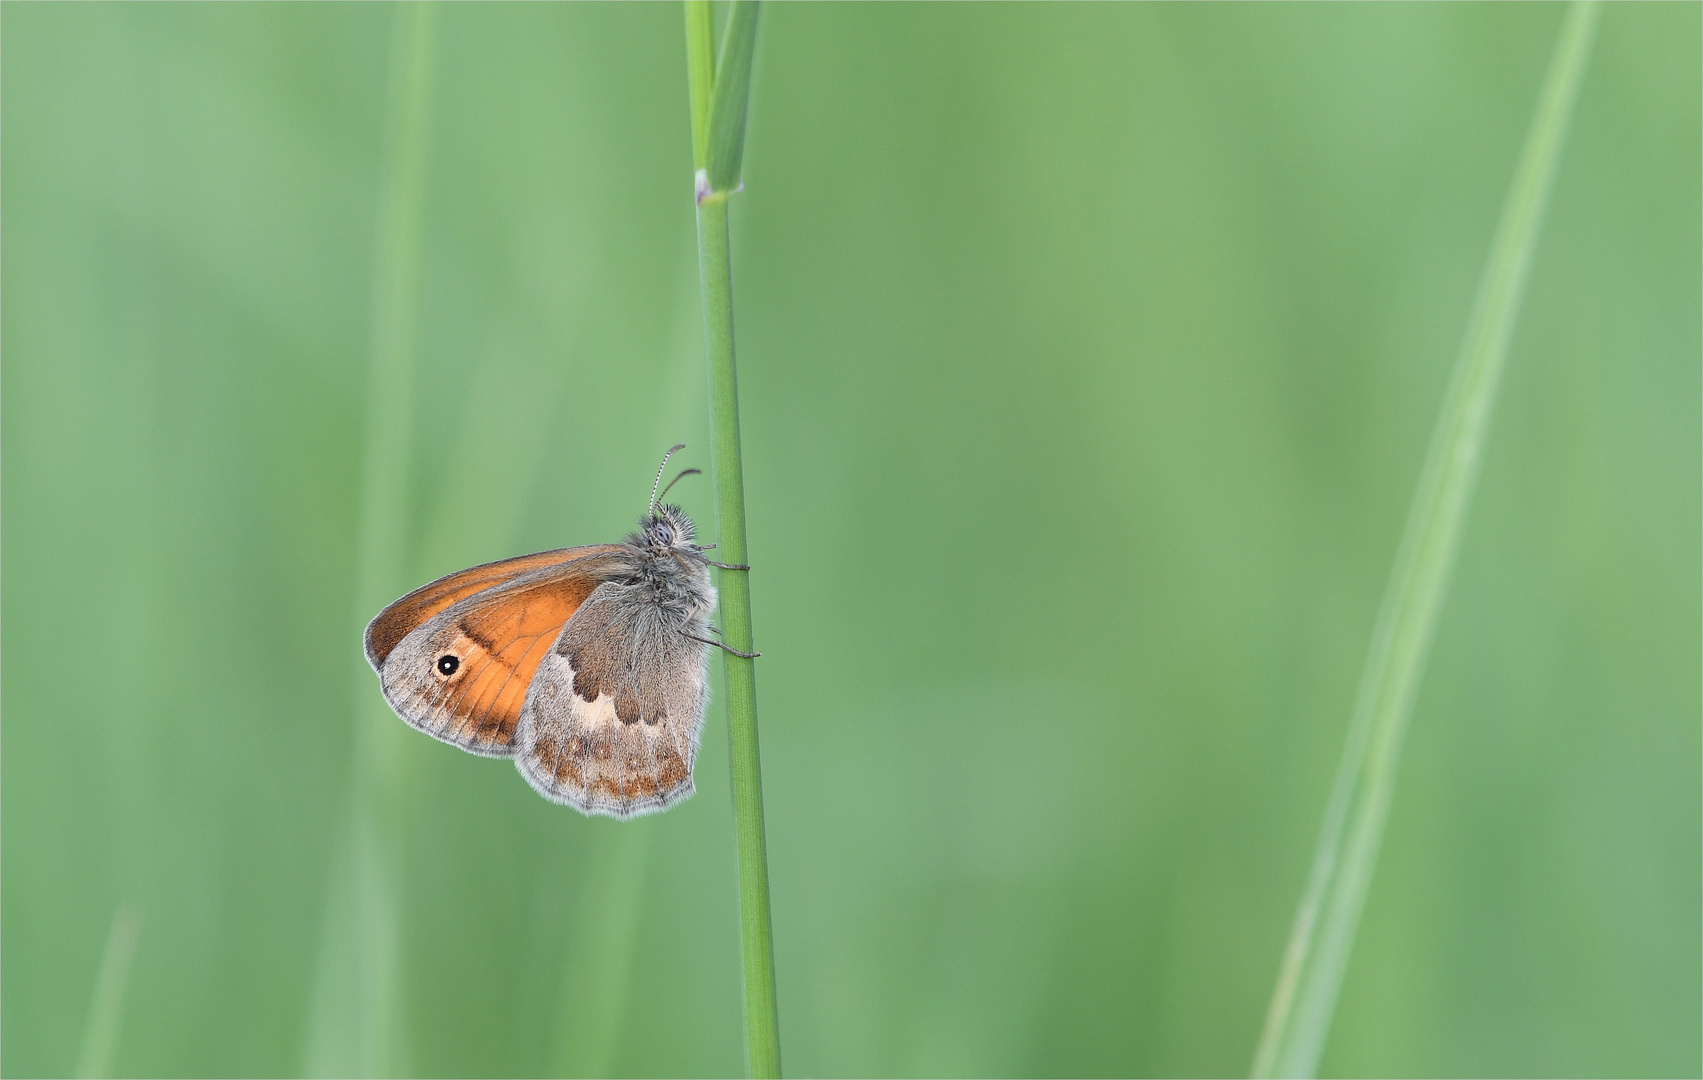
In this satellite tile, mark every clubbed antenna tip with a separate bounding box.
[650,444,688,519]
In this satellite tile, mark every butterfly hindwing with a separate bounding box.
[368,550,624,756]
[515,579,711,818]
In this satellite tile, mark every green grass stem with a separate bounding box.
[683,4,781,1076]
[1250,5,1600,1076]
[75,906,140,1079]
[305,5,436,1076]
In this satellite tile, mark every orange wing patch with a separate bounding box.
[428,573,601,748]
[370,554,623,757]
[364,544,622,667]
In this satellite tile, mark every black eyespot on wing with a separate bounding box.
[437,654,460,676]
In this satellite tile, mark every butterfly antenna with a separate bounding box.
[650,444,687,519]
[657,467,702,505]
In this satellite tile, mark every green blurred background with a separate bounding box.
[4,3,1698,1076]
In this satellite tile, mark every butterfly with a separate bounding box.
[364,446,755,819]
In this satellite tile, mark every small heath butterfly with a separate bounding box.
[364,446,754,818]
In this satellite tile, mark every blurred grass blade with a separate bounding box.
[705,1,760,197]
[685,3,782,1076]
[75,906,141,1079]
[553,828,658,1077]
[304,3,437,1076]
[1251,4,1601,1077]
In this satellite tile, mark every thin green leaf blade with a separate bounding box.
[305,4,436,1075]
[75,906,141,1079]
[1251,4,1602,1076]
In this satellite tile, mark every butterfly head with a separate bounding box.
[639,445,704,554]
[641,502,698,551]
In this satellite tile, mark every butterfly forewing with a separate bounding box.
[364,544,623,668]
[368,550,624,756]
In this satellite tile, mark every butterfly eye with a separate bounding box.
[655,523,674,545]
[436,654,460,677]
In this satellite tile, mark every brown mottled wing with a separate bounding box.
[515,580,711,818]
[367,548,625,756]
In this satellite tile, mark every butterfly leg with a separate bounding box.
[705,560,751,570]
[686,631,759,658]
